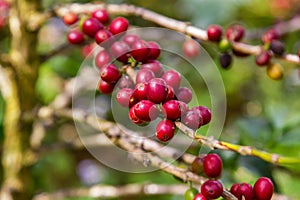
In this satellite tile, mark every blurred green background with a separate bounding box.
[1,0,300,199]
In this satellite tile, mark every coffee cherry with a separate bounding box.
[123,34,140,47]
[165,85,175,102]
[110,41,130,63]
[94,29,112,44]
[133,100,159,122]
[131,40,150,62]
[133,82,148,100]
[232,49,250,57]
[136,69,155,84]
[129,106,145,125]
[147,78,168,104]
[156,119,176,142]
[183,39,200,58]
[108,17,129,35]
[270,40,285,56]
[255,51,271,66]
[176,87,192,104]
[0,0,9,28]
[182,110,203,130]
[141,60,164,77]
[98,80,115,94]
[162,70,181,91]
[116,88,136,108]
[82,17,104,37]
[219,53,233,69]
[201,180,223,199]
[203,153,222,178]
[230,183,254,200]
[81,43,95,58]
[100,64,121,83]
[218,39,231,52]
[63,12,78,25]
[193,193,207,200]
[190,155,206,175]
[226,24,245,42]
[184,188,198,200]
[67,29,84,44]
[118,75,134,89]
[95,50,111,69]
[266,63,283,80]
[262,29,280,43]
[147,41,161,60]
[91,9,110,24]
[191,106,211,125]
[162,100,188,121]
[207,25,222,42]
[254,177,274,200]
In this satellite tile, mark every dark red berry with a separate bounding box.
[141,60,164,77]
[156,119,176,142]
[219,53,232,69]
[176,87,193,104]
[256,51,271,66]
[230,183,240,198]
[226,24,245,42]
[201,180,223,199]
[63,12,78,25]
[129,106,144,125]
[98,80,115,94]
[133,100,159,122]
[191,106,211,125]
[110,41,130,63]
[108,17,129,35]
[162,100,188,121]
[118,75,134,89]
[207,25,223,42]
[254,177,274,200]
[131,40,150,62]
[165,85,175,102]
[147,78,168,104]
[270,40,285,56]
[136,69,155,84]
[190,155,206,175]
[123,34,140,47]
[94,29,112,44]
[91,9,109,24]
[239,183,254,200]
[67,29,84,44]
[100,64,121,83]
[232,49,250,57]
[182,110,203,130]
[262,29,280,43]
[95,50,111,69]
[147,41,161,60]
[162,70,181,91]
[133,82,148,100]
[203,153,222,178]
[183,39,200,58]
[82,17,104,37]
[116,88,136,108]
[193,193,207,200]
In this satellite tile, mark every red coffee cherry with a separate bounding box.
[190,155,206,175]
[91,9,110,24]
[147,78,168,104]
[123,34,140,47]
[156,119,176,142]
[176,87,193,104]
[165,85,175,102]
[133,82,148,100]
[98,80,115,94]
[118,75,134,89]
[63,12,78,25]
[226,24,245,42]
[136,69,155,84]
[147,41,161,60]
[262,29,280,43]
[82,17,104,37]
[162,70,181,91]
[207,24,223,42]
[191,106,211,125]
[182,110,203,130]
[131,40,150,62]
[129,106,145,125]
[183,39,200,58]
[219,53,233,69]
[110,41,130,63]
[162,100,188,121]
[203,153,222,178]
[230,183,254,200]
[201,180,223,199]
[140,60,164,77]
[193,193,207,200]
[270,40,285,56]
[95,50,111,69]
[255,51,271,66]
[116,88,136,108]
[109,17,129,35]
[100,64,121,83]
[133,100,159,122]
[253,177,274,200]
[94,29,112,44]
[67,29,84,44]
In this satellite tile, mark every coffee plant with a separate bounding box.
[0,0,300,200]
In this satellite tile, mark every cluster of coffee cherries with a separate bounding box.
[184,153,274,200]
[205,24,286,80]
